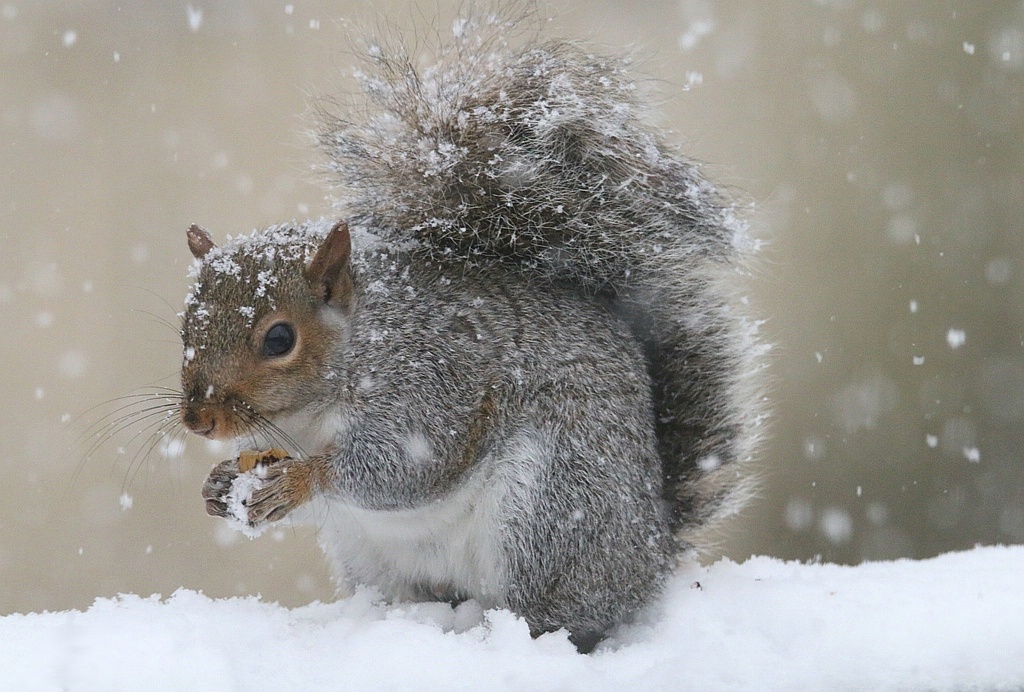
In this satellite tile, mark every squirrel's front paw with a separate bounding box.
[242,457,314,525]
[202,450,315,534]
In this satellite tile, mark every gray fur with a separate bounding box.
[319,14,758,539]
[181,13,760,652]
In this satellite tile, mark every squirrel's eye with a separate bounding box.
[262,322,296,358]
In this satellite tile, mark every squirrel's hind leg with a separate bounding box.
[494,392,674,653]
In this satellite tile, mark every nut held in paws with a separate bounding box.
[238,448,291,473]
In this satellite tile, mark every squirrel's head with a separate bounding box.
[179,220,353,442]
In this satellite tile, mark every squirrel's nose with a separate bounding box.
[181,405,216,438]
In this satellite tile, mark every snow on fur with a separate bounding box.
[317,9,760,546]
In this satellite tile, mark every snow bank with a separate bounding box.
[3,546,1022,691]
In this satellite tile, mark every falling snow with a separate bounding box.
[946,328,966,349]
[186,6,202,32]
[819,506,854,545]
[158,437,186,460]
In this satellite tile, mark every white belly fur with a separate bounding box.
[305,465,509,606]
[261,413,544,608]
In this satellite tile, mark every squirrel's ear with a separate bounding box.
[187,224,216,259]
[306,220,353,309]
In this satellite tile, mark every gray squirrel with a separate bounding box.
[180,13,761,652]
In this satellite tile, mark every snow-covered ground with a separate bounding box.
[3,545,1022,691]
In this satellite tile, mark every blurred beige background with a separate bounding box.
[1,0,1022,615]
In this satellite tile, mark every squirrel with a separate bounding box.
[179,12,760,653]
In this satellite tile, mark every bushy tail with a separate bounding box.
[318,11,761,544]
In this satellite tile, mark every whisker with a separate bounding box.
[263,419,309,458]
[240,413,285,452]
[234,405,308,458]
[71,387,181,431]
[74,397,181,449]
[247,408,308,457]
[103,409,180,468]
[131,307,183,336]
[134,284,185,319]
[62,404,180,502]
[135,374,184,389]
[73,408,180,480]
[72,389,180,426]
[122,416,184,494]
[77,403,181,461]
[231,407,271,450]
[64,381,193,507]
[147,385,185,395]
